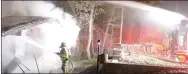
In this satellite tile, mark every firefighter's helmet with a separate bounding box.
[60,42,66,48]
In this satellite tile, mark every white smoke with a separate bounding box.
[2,1,80,48]
[2,1,80,73]
[3,1,62,18]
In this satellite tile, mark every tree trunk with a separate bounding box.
[86,5,95,59]
[102,8,115,50]
[91,39,95,57]
[110,23,114,50]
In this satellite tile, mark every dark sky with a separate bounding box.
[158,1,188,17]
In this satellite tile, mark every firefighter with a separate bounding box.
[59,42,68,72]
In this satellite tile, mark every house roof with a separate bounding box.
[2,16,55,36]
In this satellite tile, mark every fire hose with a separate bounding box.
[65,58,74,74]
[56,52,74,74]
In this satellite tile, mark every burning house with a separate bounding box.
[2,1,80,73]
[2,1,188,74]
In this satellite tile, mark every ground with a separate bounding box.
[72,59,97,73]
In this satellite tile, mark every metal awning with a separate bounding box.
[2,16,55,36]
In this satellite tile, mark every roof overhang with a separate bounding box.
[2,16,57,36]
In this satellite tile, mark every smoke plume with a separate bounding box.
[2,1,80,73]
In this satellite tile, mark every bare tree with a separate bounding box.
[57,1,162,59]
[102,8,115,50]
[86,5,95,59]
[68,1,105,59]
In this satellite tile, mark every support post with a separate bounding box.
[96,40,101,74]
[120,5,124,44]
